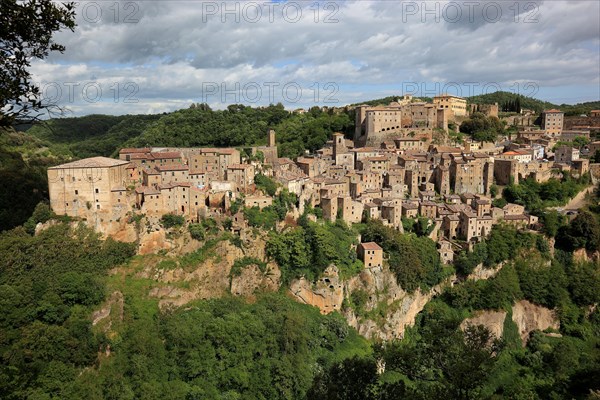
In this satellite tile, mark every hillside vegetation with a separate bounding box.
[468,91,600,116]
[25,104,354,160]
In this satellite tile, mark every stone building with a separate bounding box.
[554,146,580,164]
[449,153,494,195]
[185,148,241,181]
[433,94,467,116]
[226,164,255,192]
[354,98,448,146]
[494,159,555,185]
[358,242,383,268]
[541,109,564,135]
[48,157,130,218]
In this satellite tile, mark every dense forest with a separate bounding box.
[1,187,599,399]
[25,104,354,161]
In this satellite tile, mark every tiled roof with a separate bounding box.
[119,147,151,154]
[227,164,252,170]
[49,157,129,170]
[360,242,382,251]
[150,151,181,159]
[155,164,189,172]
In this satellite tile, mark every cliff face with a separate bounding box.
[289,266,345,315]
[96,224,564,343]
[512,300,560,345]
[461,300,560,346]
[142,236,281,309]
[289,265,452,341]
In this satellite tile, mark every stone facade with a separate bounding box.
[541,109,564,135]
[48,157,130,219]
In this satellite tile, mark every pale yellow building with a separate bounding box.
[433,94,467,116]
[48,157,130,218]
[541,109,564,135]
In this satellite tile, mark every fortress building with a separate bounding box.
[47,157,131,222]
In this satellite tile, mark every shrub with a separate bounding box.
[188,223,205,241]
[160,213,185,229]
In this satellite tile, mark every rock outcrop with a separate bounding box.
[461,310,507,340]
[92,291,124,330]
[230,262,280,298]
[512,299,560,345]
[144,237,280,309]
[459,300,560,346]
[289,266,344,314]
[289,264,452,341]
[468,263,503,281]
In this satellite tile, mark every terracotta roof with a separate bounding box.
[543,109,563,113]
[155,164,189,172]
[119,147,151,154]
[227,164,252,170]
[159,182,191,190]
[432,146,462,153]
[49,157,129,170]
[360,242,382,251]
[143,168,160,175]
[150,151,181,159]
[366,156,388,161]
[129,153,152,160]
[297,157,315,164]
[274,157,294,165]
[504,214,529,221]
[135,186,160,195]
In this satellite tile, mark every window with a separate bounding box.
[96,205,100,209]
[95,188,99,194]
[75,190,78,195]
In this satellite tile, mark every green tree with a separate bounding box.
[1,0,76,125]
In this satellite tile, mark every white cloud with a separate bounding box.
[31,0,600,115]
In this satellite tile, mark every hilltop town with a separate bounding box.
[46,94,600,265]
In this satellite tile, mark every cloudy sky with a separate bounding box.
[32,0,600,116]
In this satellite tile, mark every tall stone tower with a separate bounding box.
[332,132,347,157]
[267,129,276,147]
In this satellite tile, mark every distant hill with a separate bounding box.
[21,91,600,161]
[467,91,599,116]
[27,114,163,158]
[24,105,354,160]
[466,91,555,113]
